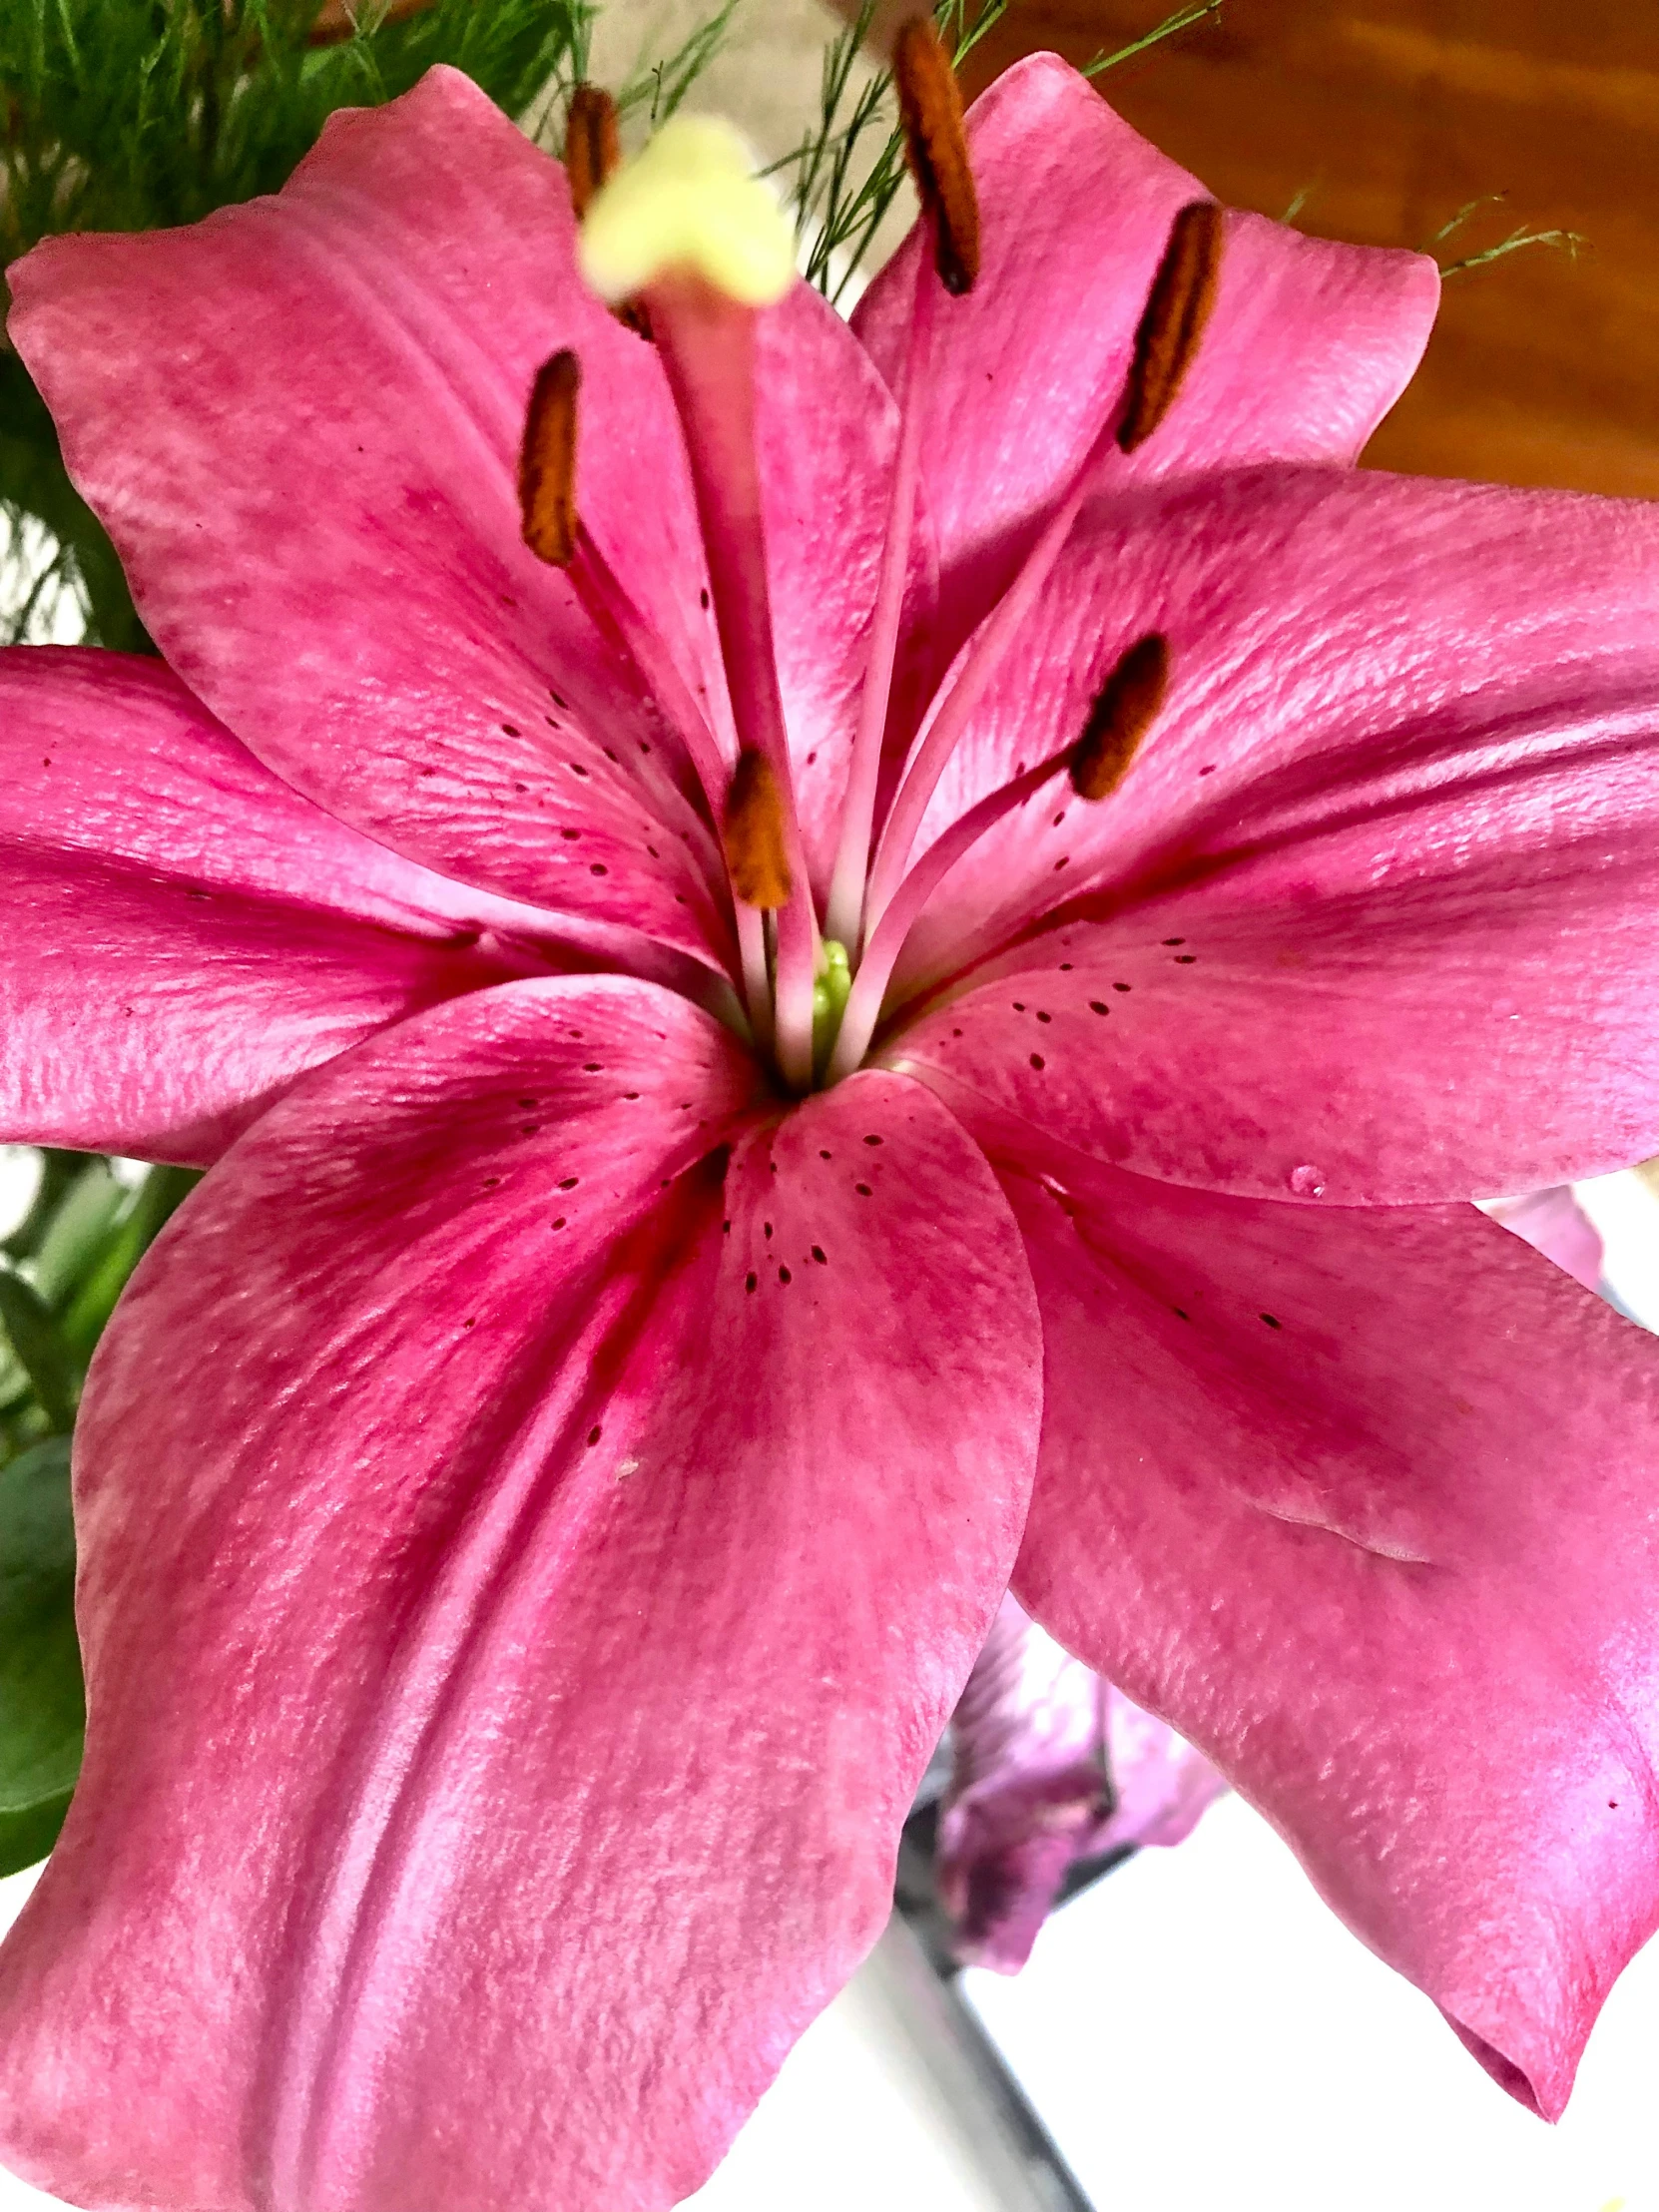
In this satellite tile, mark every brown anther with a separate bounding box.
[1070,635,1170,799]
[723,749,794,908]
[1117,201,1226,453]
[893,17,979,296]
[519,350,581,568]
[564,84,622,223]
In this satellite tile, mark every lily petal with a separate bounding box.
[8,69,737,963]
[0,647,554,1163]
[993,1142,1659,2120]
[853,54,1438,653]
[0,987,1040,2212]
[889,464,1659,1202]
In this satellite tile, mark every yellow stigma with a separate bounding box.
[577,116,796,308]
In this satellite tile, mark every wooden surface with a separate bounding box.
[965,1,1659,497]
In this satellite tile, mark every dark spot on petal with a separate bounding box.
[723,1220,732,1233]
[779,1264,792,1285]
[812,1245,828,1264]
[482,1177,501,1190]
[1036,1010,1052,1024]
[1051,811,1066,828]
[1198,764,1216,776]
[647,844,660,858]
[1260,1313,1283,1330]
[520,1121,541,1135]
[746,1270,759,1293]
[513,781,529,794]
[561,828,582,840]
[864,1134,883,1146]
[855,1182,872,1197]
[1089,1000,1109,1015]
[1163,937,1185,946]
[559,1177,579,1190]
[583,1063,602,1072]
[820,1148,831,1160]
[1053,856,1069,871]
[700,588,711,609]
[1059,962,1073,971]
[587,1425,602,1446]
[952,1026,963,1037]
[552,1216,566,1229]
[569,763,590,778]
[623,1091,640,1100]
[590,862,608,876]
[501,723,521,737]
[1114,982,1132,993]
[1175,953,1197,964]
[1029,1053,1045,1070]
[1173,1307,1189,1321]
[463,1318,477,1329]
[1012,1001,1025,1013]
[764,1222,773,1239]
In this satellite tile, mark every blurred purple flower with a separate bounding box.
[1488,1187,1604,1293]
[938,1595,1226,1971]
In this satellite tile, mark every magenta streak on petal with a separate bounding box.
[646,274,818,1086]
[826,259,936,952]
[864,400,1128,931]
[828,754,1065,1083]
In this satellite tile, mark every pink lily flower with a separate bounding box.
[3,39,1659,2211]
[938,1592,1225,1973]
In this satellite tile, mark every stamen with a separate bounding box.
[893,17,979,296]
[1070,635,1169,798]
[864,218,1225,928]
[518,349,729,813]
[828,755,1067,1084]
[1117,202,1225,454]
[824,257,935,951]
[829,644,1173,1083]
[723,749,794,908]
[564,85,622,222]
[518,349,580,568]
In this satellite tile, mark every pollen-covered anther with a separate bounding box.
[723,748,795,908]
[1117,201,1226,453]
[893,16,979,296]
[1070,634,1170,799]
[564,84,622,222]
[519,349,580,568]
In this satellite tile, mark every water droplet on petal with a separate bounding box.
[1288,1164,1327,1199]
